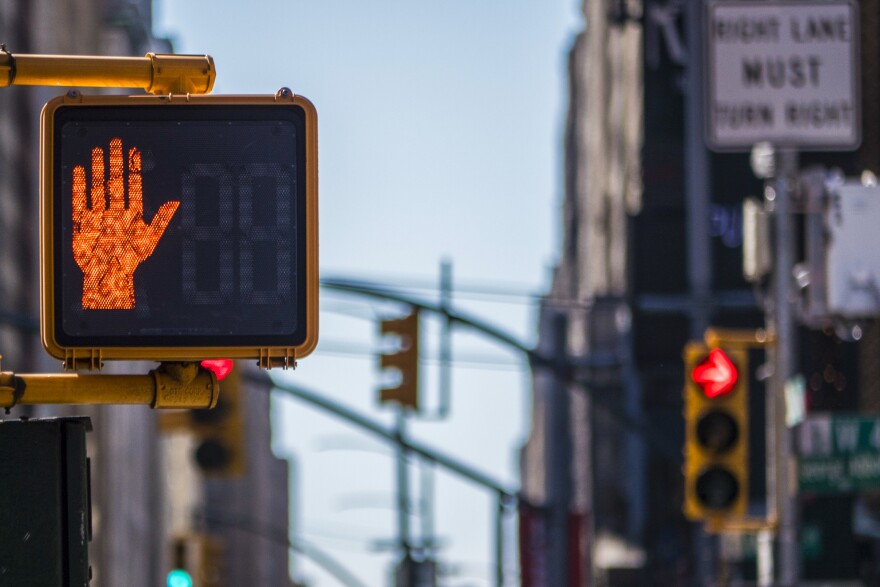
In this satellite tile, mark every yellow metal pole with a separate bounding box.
[0,49,215,95]
[0,362,218,409]
[12,373,155,405]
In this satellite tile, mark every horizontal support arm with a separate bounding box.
[704,327,775,349]
[706,515,778,534]
[0,362,218,410]
[0,50,215,94]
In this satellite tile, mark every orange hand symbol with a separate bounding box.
[72,138,180,309]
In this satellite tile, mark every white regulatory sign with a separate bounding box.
[706,1,860,151]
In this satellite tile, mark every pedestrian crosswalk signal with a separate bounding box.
[40,91,318,367]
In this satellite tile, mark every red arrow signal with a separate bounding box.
[691,348,738,398]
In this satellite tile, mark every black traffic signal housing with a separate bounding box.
[378,309,420,410]
[683,342,748,522]
[0,418,92,586]
[189,364,245,477]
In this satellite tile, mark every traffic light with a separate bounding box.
[167,569,193,587]
[395,554,437,587]
[155,360,244,475]
[39,91,318,367]
[168,534,224,587]
[189,362,245,476]
[683,342,748,522]
[168,536,195,587]
[378,309,420,410]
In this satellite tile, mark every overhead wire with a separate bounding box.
[197,511,370,587]
[313,338,526,372]
[322,272,542,305]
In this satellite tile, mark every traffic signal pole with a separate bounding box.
[394,408,413,567]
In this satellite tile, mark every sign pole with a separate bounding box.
[772,147,800,586]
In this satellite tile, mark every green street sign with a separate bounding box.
[797,414,880,494]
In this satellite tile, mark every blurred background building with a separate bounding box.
[0,2,293,586]
[522,0,880,585]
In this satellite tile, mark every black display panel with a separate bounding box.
[50,104,311,351]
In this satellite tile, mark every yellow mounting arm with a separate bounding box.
[0,362,219,410]
[0,48,215,95]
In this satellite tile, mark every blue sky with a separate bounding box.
[156,2,582,585]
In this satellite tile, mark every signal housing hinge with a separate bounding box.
[258,348,296,370]
[64,349,103,372]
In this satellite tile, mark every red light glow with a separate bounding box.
[201,359,234,380]
[691,348,738,398]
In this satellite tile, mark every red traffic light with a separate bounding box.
[201,359,233,380]
[691,348,738,398]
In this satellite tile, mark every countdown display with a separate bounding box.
[40,93,317,364]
